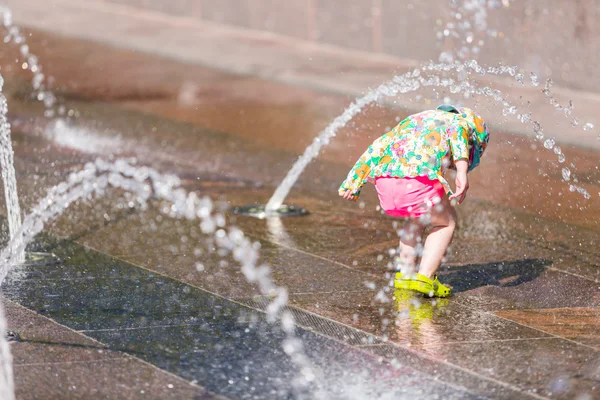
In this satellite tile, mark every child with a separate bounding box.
[339,105,489,297]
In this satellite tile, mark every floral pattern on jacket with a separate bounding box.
[339,108,488,196]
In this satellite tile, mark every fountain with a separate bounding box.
[0,7,317,398]
[0,74,61,265]
[251,0,596,366]
[0,157,324,398]
[0,1,596,399]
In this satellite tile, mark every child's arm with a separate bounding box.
[449,159,469,204]
[339,132,394,200]
[447,120,471,203]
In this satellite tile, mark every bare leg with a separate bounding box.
[418,196,457,279]
[398,219,425,275]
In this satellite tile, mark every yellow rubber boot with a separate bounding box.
[394,272,451,298]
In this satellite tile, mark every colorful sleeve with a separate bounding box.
[447,121,471,161]
[339,132,393,197]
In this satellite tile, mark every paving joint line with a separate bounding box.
[357,336,557,347]
[78,322,216,333]
[229,289,371,299]
[13,357,129,368]
[252,235,385,279]
[545,266,600,284]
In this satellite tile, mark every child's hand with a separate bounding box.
[340,190,358,202]
[449,171,469,204]
[449,159,469,204]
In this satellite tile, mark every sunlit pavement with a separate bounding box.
[0,9,598,400]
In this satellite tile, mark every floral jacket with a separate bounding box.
[339,107,489,196]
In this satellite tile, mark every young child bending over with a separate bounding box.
[339,105,489,297]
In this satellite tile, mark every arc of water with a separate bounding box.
[0,158,321,398]
[265,89,380,212]
[0,304,13,400]
[0,75,22,262]
[265,60,592,212]
[0,6,64,118]
[394,69,592,199]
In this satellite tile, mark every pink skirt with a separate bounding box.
[375,176,445,218]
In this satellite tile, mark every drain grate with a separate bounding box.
[237,296,380,346]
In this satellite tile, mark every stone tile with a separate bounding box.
[62,210,270,299]
[3,300,121,366]
[200,0,252,28]
[496,308,600,349]
[362,344,530,400]
[4,274,241,331]
[14,358,210,400]
[10,340,119,367]
[4,300,98,344]
[263,247,385,294]
[418,338,600,399]
[3,244,246,331]
[86,320,296,399]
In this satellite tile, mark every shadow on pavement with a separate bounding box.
[437,259,551,293]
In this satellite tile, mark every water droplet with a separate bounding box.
[543,138,555,149]
[518,113,531,123]
[553,146,561,155]
[515,73,524,84]
[583,123,594,131]
[543,78,553,93]
[562,168,571,181]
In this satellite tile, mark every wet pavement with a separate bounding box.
[3,235,488,400]
[0,24,597,400]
